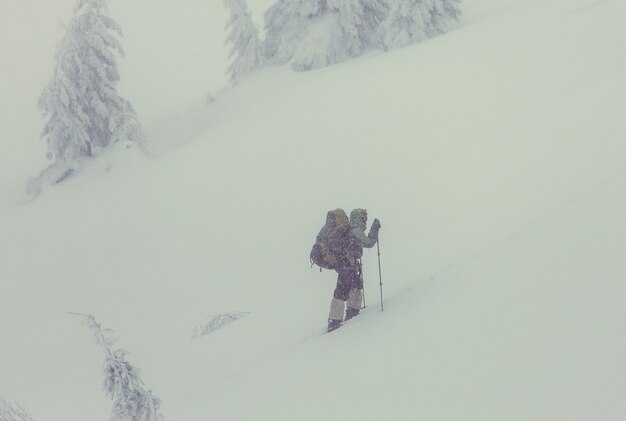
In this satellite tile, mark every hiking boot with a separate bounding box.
[327,319,342,333]
[344,307,360,321]
[327,298,345,332]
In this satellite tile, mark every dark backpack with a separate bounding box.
[310,209,351,270]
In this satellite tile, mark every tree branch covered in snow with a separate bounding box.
[0,397,34,421]
[72,313,164,421]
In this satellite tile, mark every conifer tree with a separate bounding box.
[383,0,461,50]
[264,0,320,65]
[38,0,140,172]
[264,0,388,71]
[224,0,265,83]
[73,313,163,421]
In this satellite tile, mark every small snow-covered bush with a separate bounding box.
[192,311,249,339]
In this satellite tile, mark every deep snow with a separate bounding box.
[1,0,626,420]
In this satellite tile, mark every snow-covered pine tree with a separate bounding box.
[263,0,316,65]
[224,0,264,83]
[0,397,34,421]
[73,313,163,421]
[264,0,388,71]
[382,0,461,50]
[424,0,462,36]
[291,0,389,70]
[37,0,140,182]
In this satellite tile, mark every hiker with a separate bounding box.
[327,208,381,332]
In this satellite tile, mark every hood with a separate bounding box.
[350,208,367,230]
[326,208,348,228]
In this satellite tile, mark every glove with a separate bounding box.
[371,218,381,230]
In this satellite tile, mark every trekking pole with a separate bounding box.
[377,237,384,312]
[359,260,366,309]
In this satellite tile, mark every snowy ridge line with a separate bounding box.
[567,0,611,15]
[424,171,625,285]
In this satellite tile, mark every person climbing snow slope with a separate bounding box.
[327,208,380,332]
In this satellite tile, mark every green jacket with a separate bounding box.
[347,208,378,260]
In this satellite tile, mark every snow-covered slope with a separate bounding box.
[1,0,626,420]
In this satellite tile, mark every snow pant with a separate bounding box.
[328,263,364,322]
[333,264,363,301]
